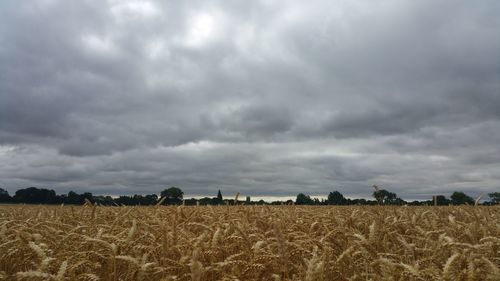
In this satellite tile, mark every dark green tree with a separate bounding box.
[435,195,451,206]
[93,195,115,206]
[373,189,400,205]
[295,193,314,205]
[65,191,93,205]
[488,192,500,204]
[115,195,133,206]
[160,187,184,205]
[82,192,94,203]
[450,191,474,205]
[144,194,158,205]
[67,191,82,204]
[198,197,213,205]
[0,188,11,202]
[13,187,58,204]
[327,191,347,205]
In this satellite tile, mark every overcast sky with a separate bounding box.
[1,0,499,200]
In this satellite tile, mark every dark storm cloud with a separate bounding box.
[1,0,499,199]
[217,105,294,140]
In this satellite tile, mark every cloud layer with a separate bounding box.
[1,0,499,199]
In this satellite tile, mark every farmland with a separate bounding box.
[0,205,499,280]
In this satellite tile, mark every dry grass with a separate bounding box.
[0,204,499,280]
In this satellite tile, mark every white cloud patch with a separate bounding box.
[110,0,160,21]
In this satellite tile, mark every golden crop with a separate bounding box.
[0,205,499,281]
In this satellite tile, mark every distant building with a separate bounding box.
[217,189,223,202]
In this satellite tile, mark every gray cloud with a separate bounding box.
[1,0,499,199]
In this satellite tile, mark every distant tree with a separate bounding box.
[115,195,133,206]
[111,194,157,206]
[408,200,424,206]
[143,194,158,205]
[114,194,153,206]
[161,187,184,205]
[67,191,82,204]
[14,187,58,204]
[372,187,403,205]
[133,195,145,205]
[184,198,198,206]
[82,192,94,203]
[0,188,11,203]
[58,194,68,204]
[198,197,213,205]
[373,189,396,205]
[488,192,500,204]
[327,191,347,205]
[93,195,115,206]
[64,191,94,205]
[435,195,450,206]
[350,198,370,205]
[450,191,474,205]
[295,193,314,205]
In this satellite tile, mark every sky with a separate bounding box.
[1,0,499,200]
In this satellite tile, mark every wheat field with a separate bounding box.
[0,205,499,281]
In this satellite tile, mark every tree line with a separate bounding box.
[297,189,500,206]
[0,187,181,206]
[0,186,498,206]
[0,187,228,206]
